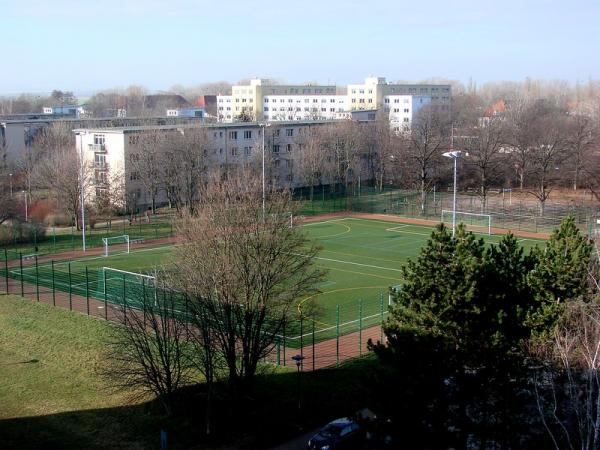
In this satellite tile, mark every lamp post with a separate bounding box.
[9,173,12,197]
[442,150,467,237]
[258,122,271,221]
[76,132,87,252]
[291,354,305,411]
[22,190,28,222]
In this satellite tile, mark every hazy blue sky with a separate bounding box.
[1,0,599,95]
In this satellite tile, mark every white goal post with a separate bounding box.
[441,210,492,235]
[102,235,130,257]
[100,266,158,305]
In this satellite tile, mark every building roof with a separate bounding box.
[72,119,343,134]
[143,94,190,109]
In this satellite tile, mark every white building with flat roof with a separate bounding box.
[74,120,339,211]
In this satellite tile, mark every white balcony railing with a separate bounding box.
[88,143,106,152]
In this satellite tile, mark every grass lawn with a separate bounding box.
[0,293,386,449]
[4,217,545,343]
[0,294,160,449]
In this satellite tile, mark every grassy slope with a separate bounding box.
[0,294,380,449]
[0,295,159,449]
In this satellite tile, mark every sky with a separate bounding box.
[1,0,599,95]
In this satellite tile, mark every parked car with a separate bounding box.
[307,417,363,449]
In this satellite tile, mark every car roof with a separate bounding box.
[328,417,353,426]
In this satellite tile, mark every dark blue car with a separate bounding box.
[307,417,363,449]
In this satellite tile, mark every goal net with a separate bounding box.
[441,210,492,235]
[97,266,157,308]
[102,235,130,257]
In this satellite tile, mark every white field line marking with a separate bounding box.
[294,252,402,273]
[302,217,349,226]
[385,224,411,232]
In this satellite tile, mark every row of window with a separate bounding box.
[264,98,342,104]
[264,107,342,113]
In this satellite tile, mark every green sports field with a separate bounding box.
[5,217,544,342]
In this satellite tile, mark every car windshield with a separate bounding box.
[319,423,345,438]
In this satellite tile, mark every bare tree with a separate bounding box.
[130,131,163,213]
[404,105,450,213]
[103,289,195,416]
[36,145,92,229]
[160,127,213,213]
[168,176,325,392]
[534,300,600,450]
[295,125,327,200]
[565,113,598,191]
[527,113,567,215]
[459,115,507,209]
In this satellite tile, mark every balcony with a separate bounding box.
[94,162,107,170]
[88,143,106,152]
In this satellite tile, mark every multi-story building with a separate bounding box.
[217,76,451,130]
[0,116,204,166]
[73,120,335,211]
[218,79,338,122]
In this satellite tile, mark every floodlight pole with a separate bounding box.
[442,150,466,237]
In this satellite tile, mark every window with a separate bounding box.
[273,159,280,167]
[244,130,252,139]
[286,128,293,137]
[229,131,237,139]
[264,107,269,112]
[129,171,139,181]
[304,99,309,103]
[93,134,105,145]
[351,99,356,103]
[321,107,326,112]
[286,143,292,152]
[231,147,238,156]
[403,117,409,122]
[95,153,106,167]
[394,98,399,103]
[244,146,252,156]
[404,108,410,113]
[359,99,365,103]
[272,145,280,153]
[274,129,280,137]
[384,98,390,103]
[264,98,269,103]
[368,99,373,103]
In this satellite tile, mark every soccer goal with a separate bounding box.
[102,235,130,257]
[98,266,157,307]
[441,210,492,235]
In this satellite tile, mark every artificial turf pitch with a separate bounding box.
[8,217,544,341]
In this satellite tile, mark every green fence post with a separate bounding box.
[336,305,340,366]
[312,320,316,371]
[380,293,384,343]
[300,315,304,371]
[85,266,90,315]
[276,340,281,366]
[4,249,8,295]
[358,300,363,356]
[35,255,39,302]
[19,253,24,297]
[103,270,108,320]
[122,273,127,322]
[68,262,72,311]
[51,260,56,306]
[282,323,286,367]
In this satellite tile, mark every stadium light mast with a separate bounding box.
[258,122,271,221]
[442,150,467,237]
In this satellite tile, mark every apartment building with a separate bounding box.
[0,116,204,166]
[217,76,451,130]
[218,79,338,122]
[73,120,335,211]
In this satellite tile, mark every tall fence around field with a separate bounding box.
[2,218,175,261]
[294,185,597,235]
[0,249,389,371]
